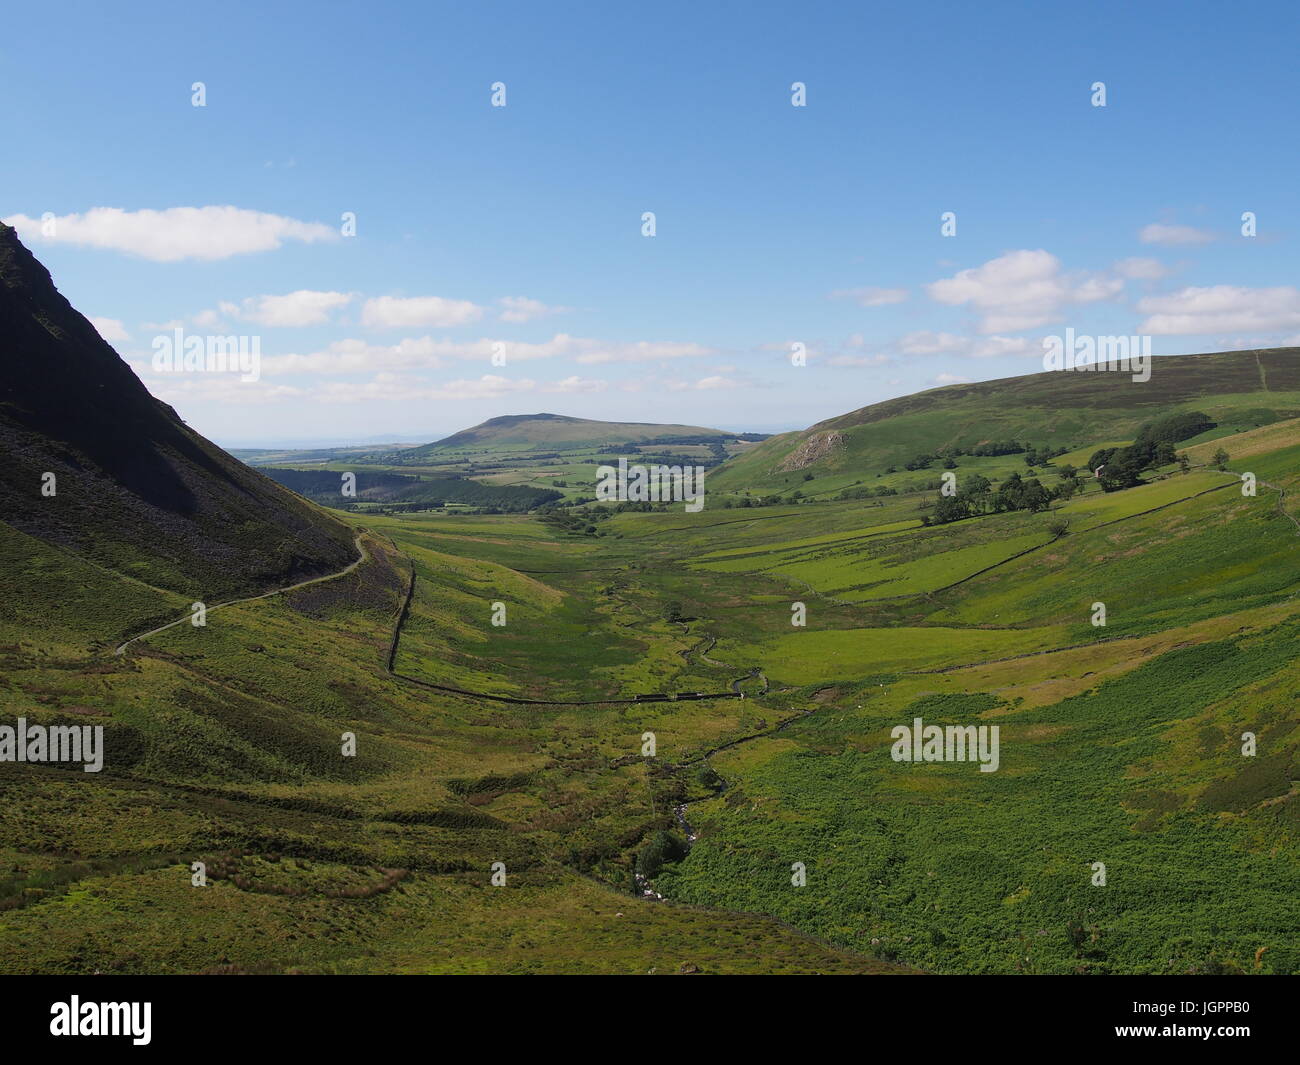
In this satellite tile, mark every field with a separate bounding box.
[2,382,1299,974]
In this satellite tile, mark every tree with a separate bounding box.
[1177,452,1190,474]
[1213,447,1229,470]
[1098,451,1142,492]
[993,472,1025,512]
[963,473,992,513]
[1088,447,1117,473]
[1022,479,1052,512]
[933,494,973,524]
[1047,517,1070,537]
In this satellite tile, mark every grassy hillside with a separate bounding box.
[0,512,905,974]
[709,348,1300,498]
[3,408,1298,972]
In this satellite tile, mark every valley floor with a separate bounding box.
[2,430,1299,973]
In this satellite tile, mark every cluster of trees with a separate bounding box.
[903,441,1030,470]
[1087,411,1216,492]
[720,493,793,508]
[536,502,622,535]
[960,439,1029,457]
[837,484,902,501]
[1023,444,1071,467]
[597,441,731,465]
[925,472,1076,525]
[898,440,1071,472]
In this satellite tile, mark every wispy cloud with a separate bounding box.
[899,330,1037,358]
[1113,257,1170,280]
[1138,222,1214,246]
[3,206,338,261]
[218,290,354,327]
[1137,285,1300,335]
[497,296,571,323]
[361,295,485,328]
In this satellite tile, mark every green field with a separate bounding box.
[4,348,1300,974]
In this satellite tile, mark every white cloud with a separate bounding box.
[899,331,969,356]
[498,296,570,323]
[258,336,459,375]
[138,375,304,404]
[361,295,485,328]
[89,317,129,342]
[968,335,1038,358]
[573,339,716,364]
[3,206,338,262]
[898,330,1036,358]
[1113,257,1169,280]
[830,286,908,307]
[251,333,710,376]
[934,372,972,385]
[219,290,353,327]
[1137,285,1300,335]
[694,375,739,390]
[1139,223,1215,246]
[544,375,608,393]
[926,249,1122,333]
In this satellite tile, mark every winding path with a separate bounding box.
[113,534,370,656]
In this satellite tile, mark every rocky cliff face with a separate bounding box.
[775,430,846,472]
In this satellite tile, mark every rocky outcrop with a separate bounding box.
[775,430,845,472]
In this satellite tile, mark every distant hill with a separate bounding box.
[258,467,562,512]
[386,413,738,462]
[708,348,1300,492]
[0,222,356,598]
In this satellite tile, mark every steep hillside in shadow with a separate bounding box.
[0,222,355,597]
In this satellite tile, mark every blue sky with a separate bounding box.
[4,0,1298,445]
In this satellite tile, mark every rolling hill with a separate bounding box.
[383,413,737,461]
[708,348,1300,496]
